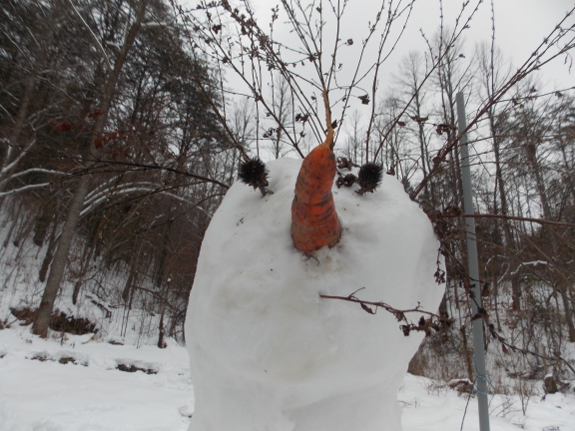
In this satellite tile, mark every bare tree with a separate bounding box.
[33,0,152,337]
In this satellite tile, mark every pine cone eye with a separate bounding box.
[357,162,383,195]
[238,158,271,196]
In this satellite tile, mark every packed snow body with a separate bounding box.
[185,158,444,431]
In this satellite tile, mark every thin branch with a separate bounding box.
[65,0,113,72]
[320,287,442,322]
[0,182,51,197]
[450,212,575,228]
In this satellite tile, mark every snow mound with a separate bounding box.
[185,158,444,431]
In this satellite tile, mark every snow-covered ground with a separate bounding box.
[1,324,574,430]
[0,325,193,431]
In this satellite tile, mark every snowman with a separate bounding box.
[185,93,444,431]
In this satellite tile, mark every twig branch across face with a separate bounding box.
[320,285,575,375]
[319,287,452,336]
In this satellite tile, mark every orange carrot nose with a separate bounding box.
[291,138,341,253]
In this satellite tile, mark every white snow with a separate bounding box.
[1,324,575,431]
[0,325,193,431]
[185,158,445,431]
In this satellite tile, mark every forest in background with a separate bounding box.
[1,0,575,396]
[0,0,236,346]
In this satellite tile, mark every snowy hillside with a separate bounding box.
[0,206,184,349]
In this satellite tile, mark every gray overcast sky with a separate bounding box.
[215,0,574,156]
[411,0,574,88]
[246,0,574,90]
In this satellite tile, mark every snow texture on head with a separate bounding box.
[185,158,444,431]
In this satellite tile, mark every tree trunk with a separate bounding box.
[491,117,521,310]
[0,51,44,185]
[157,282,169,349]
[559,288,575,342]
[72,240,97,305]
[155,221,173,348]
[32,0,150,337]
[2,206,20,248]
[122,254,138,302]
[39,218,59,282]
[526,143,575,342]
[0,41,51,215]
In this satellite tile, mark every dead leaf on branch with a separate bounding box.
[358,94,370,105]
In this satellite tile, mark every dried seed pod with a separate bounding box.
[336,173,357,188]
[238,157,270,195]
[357,162,383,195]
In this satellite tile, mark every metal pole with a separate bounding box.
[456,92,491,431]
